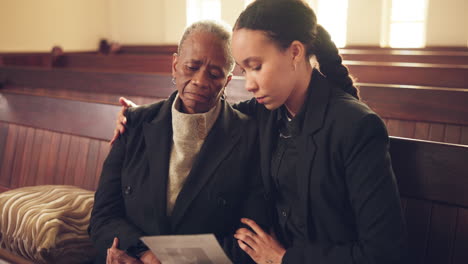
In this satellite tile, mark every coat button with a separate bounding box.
[217,197,227,206]
[124,186,132,195]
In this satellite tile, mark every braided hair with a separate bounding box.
[234,0,359,99]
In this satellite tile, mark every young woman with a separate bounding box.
[114,1,407,263]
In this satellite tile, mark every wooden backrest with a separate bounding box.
[339,49,468,64]
[1,93,467,264]
[52,54,173,73]
[345,61,468,88]
[1,67,467,264]
[390,138,468,264]
[1,66,467,144]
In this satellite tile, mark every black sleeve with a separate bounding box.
[88,132,146,257]
[282,114,407,264]
[231,98,259,118]
[224,124,272,264]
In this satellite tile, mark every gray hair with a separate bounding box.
[178,20,235,74]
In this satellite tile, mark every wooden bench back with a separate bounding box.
[345,61,468,88]
[2,66,467,144]
[340,49,468,64]
[1,93,467,264]
[390,138,468,264]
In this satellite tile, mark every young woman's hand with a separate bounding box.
[110,97,138,145]
[234,218,286,264]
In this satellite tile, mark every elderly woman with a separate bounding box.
[88,20,269,264]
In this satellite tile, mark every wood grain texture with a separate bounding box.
[390,138,468,207]
[0,93,121,141]
[0,122,108,192]
[346,61,468,88]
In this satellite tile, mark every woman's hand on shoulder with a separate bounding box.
[110,97,138,145]
[234,218,286,264]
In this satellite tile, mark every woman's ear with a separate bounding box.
[172,53,179,78]
[289,41,306,69]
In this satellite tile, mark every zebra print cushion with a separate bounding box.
[0,185,96,264]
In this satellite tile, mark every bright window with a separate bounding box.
[186,0,221,26]
[387,0,428,48]
[244,0,254,8]
[309,0,349,48]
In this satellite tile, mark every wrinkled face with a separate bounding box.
[172,31,231,114]
[232,28,296,110]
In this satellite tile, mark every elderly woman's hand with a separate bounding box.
[110,97,138,145]
[234,218,286,264]
[106,237,142,264]
[139,250,162,264]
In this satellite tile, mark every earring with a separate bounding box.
[221,90,227,100]
[172,78,176,85]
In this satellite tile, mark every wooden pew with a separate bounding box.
[1,91,467,264]
[4,50,467,90]
[113,44,177,55]
[52,55,468,89]
[52,53,173,73]
[358,83,468,144]
[340,49,468,64]
[390,138,468,264]
[0,52,52,67]
[345,61,468,88]
[342,45,468,52]
[1,66,467,144]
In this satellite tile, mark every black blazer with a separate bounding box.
[89,92,269,263]
[235,70,407,264]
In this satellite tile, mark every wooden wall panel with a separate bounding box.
[26,128,44,187]
[36,130,53,185]
[9,126,27,189]
[46,132,63,186]
[55,134,71,185]
[94,141,110,189]
[0,122,108,192]
[428,123,446,142]
[0,122,9,182]
[460,127,468,145]
[0,124,18,188]
[414,122,431,140]
[444,125,462,144]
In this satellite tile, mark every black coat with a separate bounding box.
[89,92,269,263]
[235,70,407,264]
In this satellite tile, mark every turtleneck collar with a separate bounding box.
[171,94,222,140]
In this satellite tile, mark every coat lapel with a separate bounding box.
[296,70,331,236]
[142,95,175,234]
[170,101,240,230]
